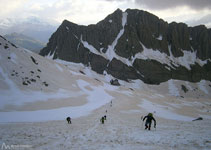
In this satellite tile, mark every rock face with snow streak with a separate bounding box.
[40,9,211,84]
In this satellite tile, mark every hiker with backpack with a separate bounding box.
[100,116,105,124]
[66,117,71,124]
[143,113,156,130]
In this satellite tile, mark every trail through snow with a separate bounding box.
[0,105,210,150]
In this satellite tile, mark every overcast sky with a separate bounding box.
[0,0,211,27]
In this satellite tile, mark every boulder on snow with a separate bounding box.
[192,117,203,121]
[4,45,9,49]
[110,79,120,86]
[181,85,188,93]
[22,81,28,85]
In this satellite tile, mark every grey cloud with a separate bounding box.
[186,14,211,28]
[136,0,211,10]
[196,14,211,24]
[104,0,211,10]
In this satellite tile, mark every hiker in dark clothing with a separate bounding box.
[143,113,156,130]
[66,117,71,124]
[104,115,107,120]
[100,116,105,124]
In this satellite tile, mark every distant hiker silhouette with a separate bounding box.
[143,113,156,130]
[100,116,105,124]
[66,117,71,124]
[104,115,107,120]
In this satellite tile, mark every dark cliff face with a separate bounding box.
[40,9,211,84]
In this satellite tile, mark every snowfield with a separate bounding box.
[0,36,211,149]
[0,101,211,150]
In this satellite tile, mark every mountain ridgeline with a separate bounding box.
[40,9,211,84]
[4,32,45,53]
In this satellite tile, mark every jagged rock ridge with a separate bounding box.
[40,9,211,84]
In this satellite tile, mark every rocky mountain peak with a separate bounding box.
[40,9,211,84]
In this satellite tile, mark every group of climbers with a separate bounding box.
[66,100,156,131]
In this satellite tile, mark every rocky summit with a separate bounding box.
[40,9,211,84]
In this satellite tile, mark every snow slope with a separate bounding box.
[0,36,211,149]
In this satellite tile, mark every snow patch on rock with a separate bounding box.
[46,50,55,59]
[80,35,101,56]
[105,12,128,61]
[156,35,162,40]
[133,43,210,70]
